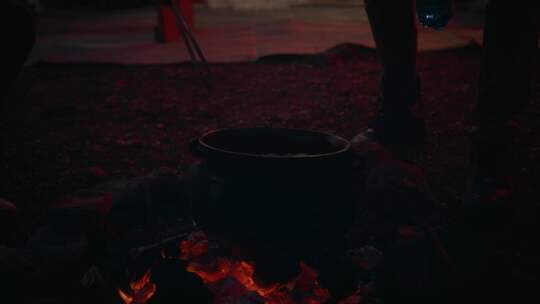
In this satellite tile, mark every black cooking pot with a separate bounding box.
[189,128,362,252]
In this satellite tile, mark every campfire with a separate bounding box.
[108,129,368,303]
[1,159,440,304]
[116,230,369,304]
[99,129,374,304]
[6,140,414,304]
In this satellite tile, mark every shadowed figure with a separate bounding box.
[1,1,35,244]
[355,0,539,303]
[358,0,539,207]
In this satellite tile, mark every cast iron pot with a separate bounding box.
[188,128,363,253]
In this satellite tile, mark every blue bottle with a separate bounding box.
[416,0,454,30]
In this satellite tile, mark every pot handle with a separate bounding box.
[189,138,205,158]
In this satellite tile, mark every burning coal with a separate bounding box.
[179,231,331,304]
[117,269,157,304]
[116,230,339,304]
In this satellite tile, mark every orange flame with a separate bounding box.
[186,257,232,284]
[173,230,332,303]
[231,261,281,297]
[179,230,209,260]
[181,244,330,302]
[117,270,157,304]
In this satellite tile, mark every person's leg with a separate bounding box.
[366,0,418,112]
[1,2,36,246]
[361,0,423,146]
[1,2,36,105]
[458,2,538,301]
[476,0,538,126]
[471,0,539,194]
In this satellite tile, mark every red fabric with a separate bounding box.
[157,0,194,43]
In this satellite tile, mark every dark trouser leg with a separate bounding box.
[476,0,539,126]
[1,3,35,171]
[1,3,35,105]
[459,2,539,301]
[473,0,539,179]
[365,0,418,115]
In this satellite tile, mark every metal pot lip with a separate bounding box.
[197,127,351,160]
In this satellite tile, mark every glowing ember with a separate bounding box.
[117,270,157,304]
[117,230,337,304]
[179,230,209,260]
[186,257,232,284]
[179,231,331,304]
[231,261,281,297]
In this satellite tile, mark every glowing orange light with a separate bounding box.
[186,257,232,284]
[231,261,281,297]
[121,230,334,304]
[179,230,209,260]
[117,269,157,304]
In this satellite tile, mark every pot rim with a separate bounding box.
[197,127,351,160]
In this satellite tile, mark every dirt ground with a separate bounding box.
[3,45,539,209]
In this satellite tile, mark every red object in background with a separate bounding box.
[156,0,194,43]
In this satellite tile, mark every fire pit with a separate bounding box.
[2,151,446,304]
[2,130,383,304]
[116,229,370,304]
